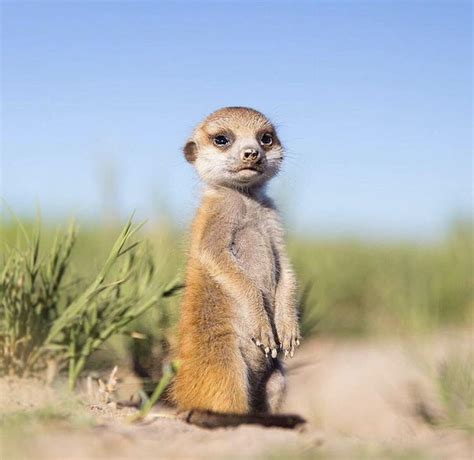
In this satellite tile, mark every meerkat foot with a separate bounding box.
[252,324,278,357]
[265,368,286,413]
[276,321,301,359]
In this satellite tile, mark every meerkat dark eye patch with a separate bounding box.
[213,135,230,147]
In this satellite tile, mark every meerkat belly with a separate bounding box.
[231,225,278,301]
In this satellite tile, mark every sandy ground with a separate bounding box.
[1,331,473,460]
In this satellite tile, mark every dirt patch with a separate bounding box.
[1,377,58,412]
[284,331,473,458]
[1,332,473,459]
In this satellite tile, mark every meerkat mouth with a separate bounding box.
[235,166,263,174]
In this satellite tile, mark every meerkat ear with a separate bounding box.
[184,141,197,163]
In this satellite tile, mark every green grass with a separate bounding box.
[0,216,180,388]
[1,216,472,385]
[293,221,473,336]
[436,352,474,432]
[0,404,94,431]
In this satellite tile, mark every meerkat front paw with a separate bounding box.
[252,323,278,358]
[276,318,301,358]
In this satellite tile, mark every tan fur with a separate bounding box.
[173,107,300,415]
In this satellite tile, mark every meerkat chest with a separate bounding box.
[230,203,280,296]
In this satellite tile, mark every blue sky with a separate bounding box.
[1,0,472,239]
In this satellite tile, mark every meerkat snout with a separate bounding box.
[183,107,284,189]
[241,147,261,163]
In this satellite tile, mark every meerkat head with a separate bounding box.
[183,107,284,189]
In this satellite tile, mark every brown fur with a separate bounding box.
[172,107,300,417]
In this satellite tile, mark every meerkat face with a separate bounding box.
[183,107,284,189]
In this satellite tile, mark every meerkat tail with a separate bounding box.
[182,409,306,430]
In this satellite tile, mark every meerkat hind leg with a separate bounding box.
[265,367,286,413]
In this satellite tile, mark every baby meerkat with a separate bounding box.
[173,107,301,423]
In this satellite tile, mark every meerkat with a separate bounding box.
[172,107,302,427]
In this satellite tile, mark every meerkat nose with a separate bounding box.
[241,148,260,162]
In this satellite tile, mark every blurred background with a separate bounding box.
[1,2,472,458]
[2,0,471,237]
[2,0,472,340]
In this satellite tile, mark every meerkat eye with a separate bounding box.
[213,135,230,146]
[260,133,273,146]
